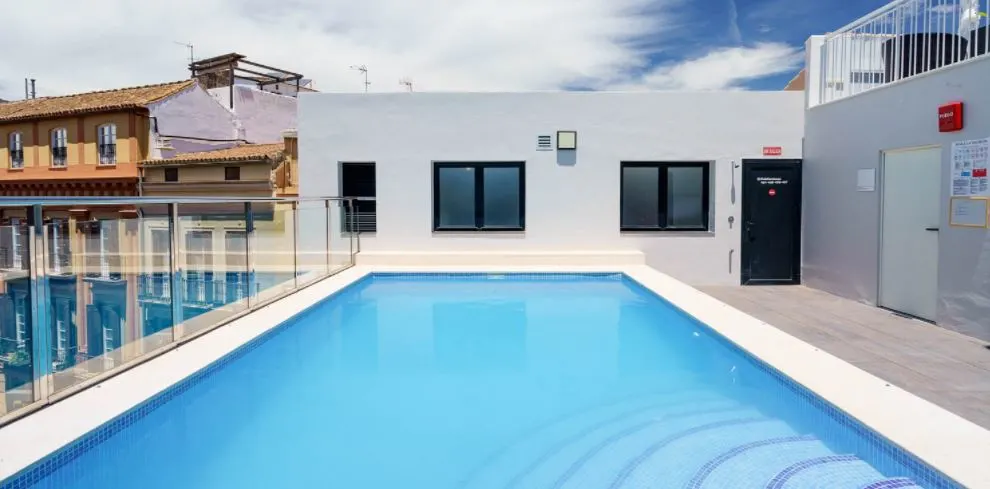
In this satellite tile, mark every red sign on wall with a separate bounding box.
[763,146,783,156]
[938,102,964,132]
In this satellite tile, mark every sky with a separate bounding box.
[0,0,892,100]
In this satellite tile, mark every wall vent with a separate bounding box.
[537,135,553,151]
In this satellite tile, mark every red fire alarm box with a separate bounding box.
[938,102,963,132]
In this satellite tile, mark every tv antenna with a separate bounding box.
[173,41,194,65]
[349,64,370,92]
[399,78,413,92]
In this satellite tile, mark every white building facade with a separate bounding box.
[299,92,804,286]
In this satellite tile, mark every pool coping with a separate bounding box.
[0,265,987,488]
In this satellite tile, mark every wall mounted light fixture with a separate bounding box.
[557,130,577,150]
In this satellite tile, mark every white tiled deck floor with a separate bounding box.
[699,285,990,431]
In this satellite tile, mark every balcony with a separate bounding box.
[51,147,68,167]
[98,144,116,165]
[813,0,989,105]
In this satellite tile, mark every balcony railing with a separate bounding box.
[9,150,24,169]
[51,147,68,167]
[98,144,116,165]
[818,0,989,104]
[0,196,365,423]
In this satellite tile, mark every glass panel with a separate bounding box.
[296,200,329,286]
[47,206,176,394]
[437,166,475,228]
[0,217,35,416]
[252,202,297,304]
[329,200,354,272]
[667,166,706,228]
[482,166,521,228]
[621,166,660,227]
[176,203,249,337]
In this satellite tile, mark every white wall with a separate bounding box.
[804,56,990,341]
[299,92,804,285]
[147,83,242,160]
[208,86,297,143]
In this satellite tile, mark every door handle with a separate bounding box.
[745,221,755,241]
[925,227,939,232]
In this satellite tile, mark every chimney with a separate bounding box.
[281,129,298,161]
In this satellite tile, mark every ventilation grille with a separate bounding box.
[537,135,552,151]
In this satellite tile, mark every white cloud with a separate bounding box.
[0,0,800,99]
[607,42,803,90]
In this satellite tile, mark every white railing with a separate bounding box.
[818,0,988,104]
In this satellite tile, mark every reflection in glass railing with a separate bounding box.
[0,197,361,421]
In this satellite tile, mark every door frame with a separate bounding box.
[740,159,803,285]
[876,144,941,322]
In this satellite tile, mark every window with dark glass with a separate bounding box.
[340,162,376,233]
[225,166,240,181]
[164,168,179,182]
[8,132,23,169]
[97,124,116,165]
[51,128,68,167]
[433,162,525,231]
[620,162,710,231]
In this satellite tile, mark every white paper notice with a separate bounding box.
[856,169,875,192]
[951,138,990,197]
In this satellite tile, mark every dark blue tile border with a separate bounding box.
[0,272,962,489]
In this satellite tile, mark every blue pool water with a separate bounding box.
[5,274,956,489]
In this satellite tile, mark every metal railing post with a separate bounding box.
[244,203,256,306]
[27,205,51,403]
[291,201,299,288]
[325,199,332,274]
[167,203,183,340]
[347,199,356,265]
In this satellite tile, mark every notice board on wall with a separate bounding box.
[950,138,990,197]
[949,197,989,228]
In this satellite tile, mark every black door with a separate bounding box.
[741,159,802,285]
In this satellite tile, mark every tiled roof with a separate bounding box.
[784,69,806,91]
[140,143,285,166]
[0,80,195,123]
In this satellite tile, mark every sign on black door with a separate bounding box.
[741,160,802,285]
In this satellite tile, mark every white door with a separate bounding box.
[879,146,941,321]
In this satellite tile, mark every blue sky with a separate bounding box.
[0,0,894,98]
[708,0,890,89]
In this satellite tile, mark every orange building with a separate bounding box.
[0,81,197,196]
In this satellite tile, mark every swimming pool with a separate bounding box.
[0,273,960,488]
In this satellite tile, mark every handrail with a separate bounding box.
[0,196,376,207]
[814,0,989,105]
[0,195,366,424]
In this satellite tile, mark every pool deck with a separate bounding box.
[699,285,990,431]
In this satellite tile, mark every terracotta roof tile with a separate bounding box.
[141,143,285,166]
[0,80,195,123]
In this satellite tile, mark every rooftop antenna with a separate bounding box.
[349,64,370,92]
[173,41,194,65]
[399,77,413,92]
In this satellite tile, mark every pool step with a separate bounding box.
[466,400,924,489]
[462,391,739,489]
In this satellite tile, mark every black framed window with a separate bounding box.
[433,162,525,231]
[164,168,178,182]
[620,162,710,231]
[225,166,240,181]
